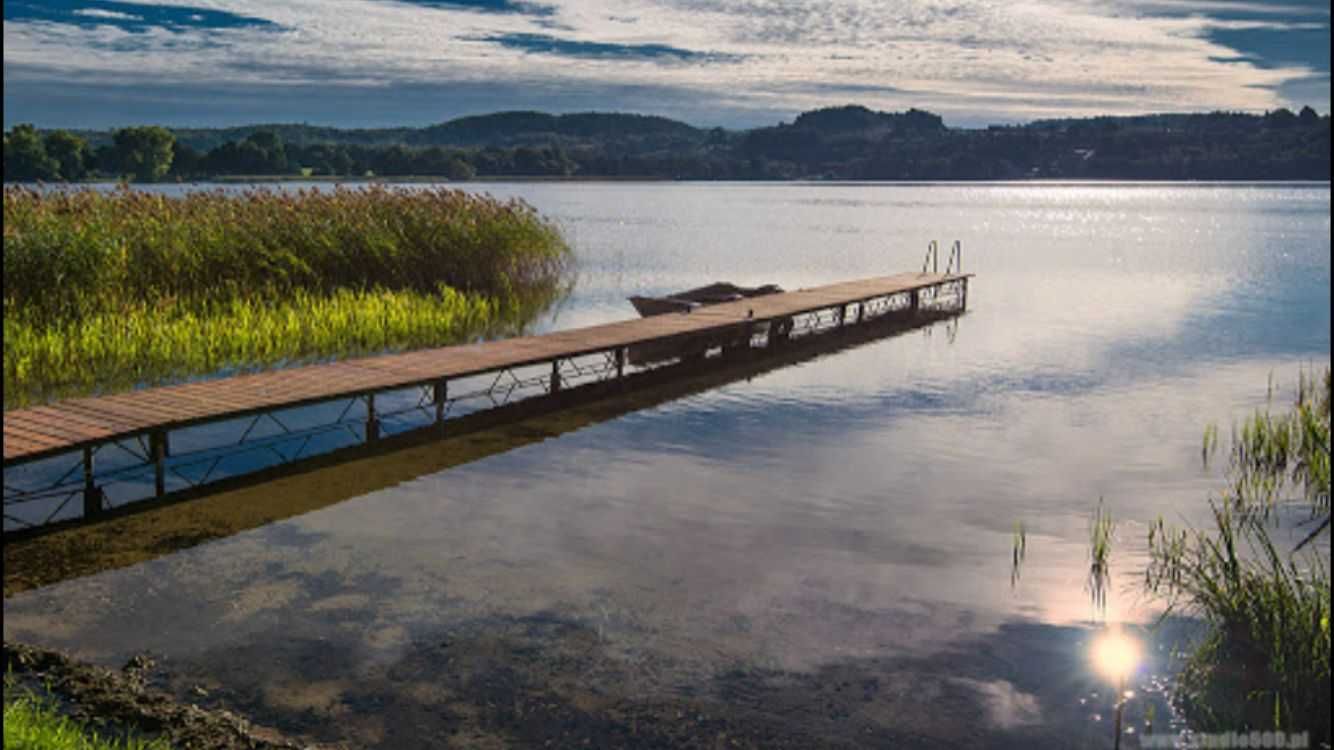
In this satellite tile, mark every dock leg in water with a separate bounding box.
[366,395,380,443]
[82,446,101,518]
[433,379,448,429]
[150,431,168,499]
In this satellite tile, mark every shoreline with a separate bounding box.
[4,641,305,750]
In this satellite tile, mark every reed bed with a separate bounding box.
[3,186,571,408]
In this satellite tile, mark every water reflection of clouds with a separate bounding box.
[963,677,1044,729]
[487,353,1310,629]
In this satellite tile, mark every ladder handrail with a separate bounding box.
[945,240,962,275]
[923,240,962,275]
[922,240,939,274]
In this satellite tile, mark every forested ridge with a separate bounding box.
[5,104,1329,182]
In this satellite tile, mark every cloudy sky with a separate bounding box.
[3,0,1329,129]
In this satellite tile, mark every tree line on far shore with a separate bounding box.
[3,123,590,183]
[3,124,491,183]
[3,103,1330,183]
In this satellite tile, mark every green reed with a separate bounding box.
[1088,499,1115,618]
[4,185,570,324]
[4,286,559,408]
[1147,506,1330,740]
[3,186,571,408]
[1146,368,1330,740]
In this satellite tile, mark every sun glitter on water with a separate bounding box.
[1091,627,1142,684]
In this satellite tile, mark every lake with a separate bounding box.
[4,181,1330,748]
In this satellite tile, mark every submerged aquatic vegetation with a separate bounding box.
[3,185,571,408]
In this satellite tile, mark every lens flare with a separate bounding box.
[1091,628,1141,683]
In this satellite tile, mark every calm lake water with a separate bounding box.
[5,182,1331,748]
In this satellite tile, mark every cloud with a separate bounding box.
[72,9,144,22]
[477,31,743,62]
[1115,0,1329,19]
[3,0,1329,128]
[379,0,557,16]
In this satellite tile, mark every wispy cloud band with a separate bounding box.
[3,0,1328,127]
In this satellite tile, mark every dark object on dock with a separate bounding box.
[628,282,783,317]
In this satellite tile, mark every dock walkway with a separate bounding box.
[3,271,969,532]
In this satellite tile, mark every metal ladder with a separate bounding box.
[921,240,962,274]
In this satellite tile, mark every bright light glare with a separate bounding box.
[1091,628,1141,683]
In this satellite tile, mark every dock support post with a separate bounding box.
[854,301,864,324]
[614,348,625,379]
[909,289,920,313]
[723,324,748,356]
[82,446,101,518]
[433,379,448,427]
[150,431,167,499]
[366,394,380,443]
[550,360,562,394]
[961,278,968,311]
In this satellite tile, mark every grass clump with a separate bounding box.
[1087,499,1114,616]
[4,687,168,750]
[3,185,571,408]
[1147,369,1330,742]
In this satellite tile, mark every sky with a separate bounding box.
[3,0,1330,130]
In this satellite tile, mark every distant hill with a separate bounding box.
[416,111,703,146]
[791,105,945,134]
[9,104,1330,182]
[67,111,706,152]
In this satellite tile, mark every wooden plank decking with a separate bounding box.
[2,272,969,466]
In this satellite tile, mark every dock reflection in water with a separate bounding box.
[5,306,963,595]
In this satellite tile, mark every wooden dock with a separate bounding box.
[3,271,969,532]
